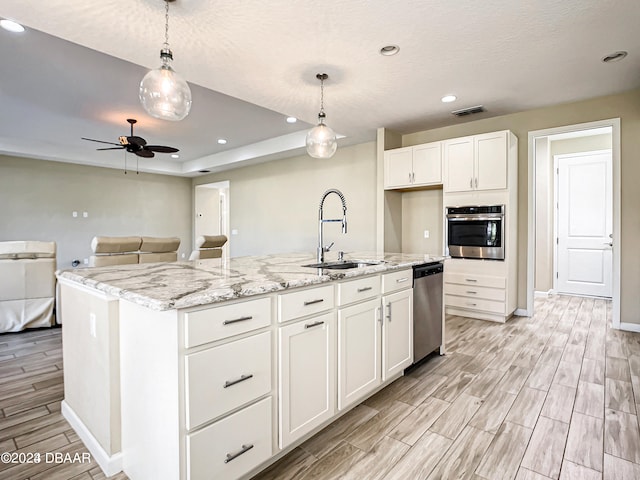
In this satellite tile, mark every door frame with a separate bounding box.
[553,149,613,297]
[526,118,621,329]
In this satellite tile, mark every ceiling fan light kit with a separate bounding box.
[306,73,338,159]
[139,0,192,121]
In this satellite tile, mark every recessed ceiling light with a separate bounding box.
[441,95,457,103]
[380,45,400,56]
[602,51,628,63]
[0,19,25,33]
[171,154,180,159]
[217,138,227,145]
[286,116,297,123]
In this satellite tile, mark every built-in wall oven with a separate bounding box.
[446,205,505,260]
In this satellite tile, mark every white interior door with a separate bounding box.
[556,151,612,297]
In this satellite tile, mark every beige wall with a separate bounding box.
[402,88,640,324]
[0,155,193,269]
[401,188,443,255]
[194,186,221,239]
[194,142,378,258]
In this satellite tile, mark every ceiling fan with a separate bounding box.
[82,118,179,158]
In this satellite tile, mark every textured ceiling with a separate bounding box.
[0,0,639,176]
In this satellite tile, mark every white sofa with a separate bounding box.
[89,236,181,267]
[0,241,57,332]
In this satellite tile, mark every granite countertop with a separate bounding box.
[57,251,445,311]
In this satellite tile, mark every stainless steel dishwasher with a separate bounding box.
[413,262,444,363]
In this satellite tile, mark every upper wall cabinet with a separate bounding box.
[444,131,510,193]
[384,141,442,190]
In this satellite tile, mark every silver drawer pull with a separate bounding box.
[305,320,325,329]
[357,287,373,293]
[386,303,392,322]
[222,316,253,326]
[224,444,254,463]
[223,374,253,388]
[396,277,409,283]
[468,302,477,306]
[465,278,478,282]
[466,291,477,294]
[303,299,324,306]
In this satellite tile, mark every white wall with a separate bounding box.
[193,142,378,258]
[0,155,193,269]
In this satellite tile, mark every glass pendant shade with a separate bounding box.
[139,53,192,121]
[306,120,337,159]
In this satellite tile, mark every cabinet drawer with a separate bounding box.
[444,283,505,302]
[337,275,381,306]
[185,332,271,429]
[445,272,506,289]
[446,294,505,314]
[184,297,271,348]
[382,269,413,294]
[278,284,334,323]
[187,397,272,480]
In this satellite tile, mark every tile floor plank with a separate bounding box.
[475,421,533,480]
[521,416,570,479]
[564,412,603,472]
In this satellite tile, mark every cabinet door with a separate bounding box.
[444,137,474,192]
[475,131,507,191]
[337,299,381,411]
[382,289,413,381]
[412,142,442,186]
[384,147,413,189]
[278,312,335,448]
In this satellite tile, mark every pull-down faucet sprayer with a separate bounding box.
[317,189,348,263]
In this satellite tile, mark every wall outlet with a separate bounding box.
[89,313,96,338]
[83,211,88,218]
[424,230,430,239]
[72,211,78,218]
[231,229,239,235]
[181,253,185,258]
[83,258,89,265]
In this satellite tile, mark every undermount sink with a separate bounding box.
[302,260,383,270]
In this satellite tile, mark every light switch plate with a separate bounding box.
[424,230,430,238]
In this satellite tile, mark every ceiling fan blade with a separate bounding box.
[82,137,121,146]
[145,145,179,153]
[127,136,147,146]
[96,147,125,151]
[135,149,154,158]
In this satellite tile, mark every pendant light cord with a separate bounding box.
[319,77,325,116]
[164,0,170,49]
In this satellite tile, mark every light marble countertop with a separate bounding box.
[57,251,445,311]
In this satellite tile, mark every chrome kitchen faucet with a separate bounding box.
[317,189,347,263]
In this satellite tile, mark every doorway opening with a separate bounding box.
[527,119,620,328]
[194,181,230,260]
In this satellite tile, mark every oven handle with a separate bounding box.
[447,216,503,221]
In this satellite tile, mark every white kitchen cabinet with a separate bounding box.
[384,142,442,189]
[278,311,335,449]
[381,288,413,381]
[337,298,381,410]
[444,131,508,192]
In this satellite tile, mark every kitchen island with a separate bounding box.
[57,251,445,480]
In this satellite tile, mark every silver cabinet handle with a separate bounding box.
[377,306,382,323]
[303,299,324,306]
[222,316,253,326]
[466,291,477,294]
[468,302,477,306]
[465,278,478,282]
[357,286,373,293]
[475,177,478,188]
[386,303,392,322]
[305,320,325,329]
[396,277,409,283]
[469,178,473,188]
[224,374,253,388]
[409,172,412,183]
[412,172,415,183]
[224,444,254,463]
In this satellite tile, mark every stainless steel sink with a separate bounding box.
[302,260,383,270]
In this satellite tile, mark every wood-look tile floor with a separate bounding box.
[2,295,639,480]
[0,326,127,480]
[253,295,640,480]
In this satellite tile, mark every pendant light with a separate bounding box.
[139,0,192,121]
[306,73,337,159]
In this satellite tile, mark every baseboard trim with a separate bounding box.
[514,308,531,317]
[61,401,123,477]
[619,322,640,333]
[534,290,553,298]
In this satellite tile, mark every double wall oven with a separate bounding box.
[446,205,505,260]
